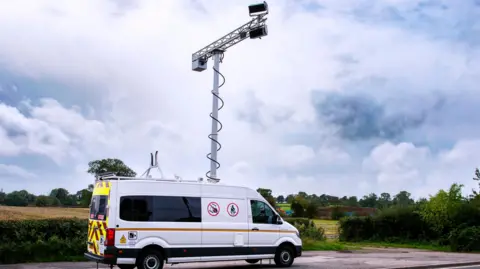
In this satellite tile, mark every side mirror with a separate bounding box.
[275,215,283,225]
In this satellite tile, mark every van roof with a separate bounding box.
[98,175,252,190]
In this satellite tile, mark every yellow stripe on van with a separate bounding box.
[93,181,110,196]
[116,227,296,234]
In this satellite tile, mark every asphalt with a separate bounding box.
[1,249,480,269]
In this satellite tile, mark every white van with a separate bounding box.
[84,174,302,269]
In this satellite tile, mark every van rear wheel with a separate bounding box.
[136,249,164,269]
[274,245,294,267]
[245,259,260,264]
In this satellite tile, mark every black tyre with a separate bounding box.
[117,265,136,269]
[274,245,294,267]
[246,259,260,264]
[136,249,164,269]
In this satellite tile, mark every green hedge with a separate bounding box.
[0,218,87,264]
[339,207,434,242]
[284,217,326,241]
[338,205,480,252]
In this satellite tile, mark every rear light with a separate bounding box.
[105,228,115,246]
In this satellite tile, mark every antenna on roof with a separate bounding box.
[140,150,165,179]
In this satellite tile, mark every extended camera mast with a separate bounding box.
[191,2,269,184]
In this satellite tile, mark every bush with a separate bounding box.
[338,216,375,242]
[0,218,87,264]
[284,217,311,227]
[339,206,436,242]
[449,226,480,252]
[35,195,52,207]
[284,217,326,241]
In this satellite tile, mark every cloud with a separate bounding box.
[0,0,478,199]
[363,142,430,191]
[0,164,36,179]
[312,92,434,141]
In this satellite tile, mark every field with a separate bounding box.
[277,203,291,211]
[313,219,339,238]
[0,206,89,220]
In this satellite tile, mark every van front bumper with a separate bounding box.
[295,245,302,257]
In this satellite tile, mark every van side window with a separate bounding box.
[119,195,201,222]
[250,200,274,224]
[153,196,201,222]
[119,196,153,222]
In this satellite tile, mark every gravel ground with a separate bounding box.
[2,249,480,269]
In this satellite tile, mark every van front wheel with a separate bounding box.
[274,245,294,267]
[136,249,164,269]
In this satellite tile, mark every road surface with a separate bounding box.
[2,249,480,269]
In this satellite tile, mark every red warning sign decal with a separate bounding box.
[227,203,239,217]
[207,202,220,216]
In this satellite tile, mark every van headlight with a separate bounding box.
[296,231,300,238]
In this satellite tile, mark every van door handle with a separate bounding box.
[252,227,259,231]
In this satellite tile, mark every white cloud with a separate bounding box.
[0,0,478,198]
[0,164,36,179]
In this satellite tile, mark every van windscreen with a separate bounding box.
[90,195,108,220]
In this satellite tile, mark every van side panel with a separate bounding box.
[115,181,202,250]
[201,184,248,254]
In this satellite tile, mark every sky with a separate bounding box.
[0,0,479,199]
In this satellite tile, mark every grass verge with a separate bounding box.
[303,239,452,252]
[303,239,360,251]
[343,241,451,252]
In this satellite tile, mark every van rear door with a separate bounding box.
[87,180,112,257]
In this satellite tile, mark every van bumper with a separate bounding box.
[84,252,117,264]
[295,245,302,257]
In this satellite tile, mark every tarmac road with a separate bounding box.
[2,249,480,269]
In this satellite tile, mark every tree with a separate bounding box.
[35,195,52,207]
[297,192,308,198]
[256,188,276,207]
[87,158,137,177]
[416,197,428,207]
[50,188,70,205]
[305,201,318,218]
[378,192,392,209]
[346,196,359,207]
[4,190,30,206]
[291,197,306,217]
[0,189,6,204]
[286,194,295,203]
[419,183,465,234]
[472,168,480,197]
[276,195,285,203]
[359,193,378,208]
[393,191,414,207]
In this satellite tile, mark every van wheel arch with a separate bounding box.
[139,244,165,259]
[278,242,296,256]
[136,244,165,269]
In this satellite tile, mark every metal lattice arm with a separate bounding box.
[191,16,267,62]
